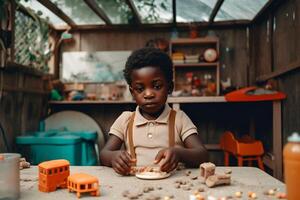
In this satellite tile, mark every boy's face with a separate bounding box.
[129,66,171,117]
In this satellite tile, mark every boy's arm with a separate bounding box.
[100,135,134,175]
[99,135,123,167]
[179,133,208,167]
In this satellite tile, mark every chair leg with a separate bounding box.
[237,156,243,166]
[257,157,265,171]
[224,152,230,166]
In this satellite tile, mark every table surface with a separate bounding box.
[20,166,285,200]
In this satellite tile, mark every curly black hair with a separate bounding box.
[123,47,173,86]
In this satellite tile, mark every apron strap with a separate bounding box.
[128,112,136,165]
[168,109,176,147]
[127,109,177,166]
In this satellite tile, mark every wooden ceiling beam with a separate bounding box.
[125,0,142,24]
[83,0,112,25]
[64,20,250,31]
[209,0,224,24]
[172,0,176,25]
[37,0,76,28]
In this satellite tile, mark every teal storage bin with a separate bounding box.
[16,130,98,166]
[16,136,82,165]
[54,131,98,166]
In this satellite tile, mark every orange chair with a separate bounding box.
[220,131,264,170]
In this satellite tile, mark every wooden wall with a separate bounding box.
[0,65,48,152]
[250,0,300,143]
[62,27,249,88]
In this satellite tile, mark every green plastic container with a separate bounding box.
[16,131,98,166]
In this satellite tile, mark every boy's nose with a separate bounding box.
[144,89,154,99]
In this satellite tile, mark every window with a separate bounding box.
[54,168,58,174]
[88,184,92,189]
[48,170,52,175]
[14,9,51,73]
[60,167,63,172]
[65,166,68,171]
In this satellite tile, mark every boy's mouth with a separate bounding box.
[144,102,157,107]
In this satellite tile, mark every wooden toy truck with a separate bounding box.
[38,159,70,192]
[67,173,100,198]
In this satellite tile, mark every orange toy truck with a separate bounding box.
[38,159,70,192]
[67,173,100,198]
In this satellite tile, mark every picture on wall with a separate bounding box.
[62,51,131,83]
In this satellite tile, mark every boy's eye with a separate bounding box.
[134,86,144,93]
[153,84,162,90]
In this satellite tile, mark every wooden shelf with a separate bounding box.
[170,37,220,96]
[173,62,219,67]
[170,37,219,44]
[49,96,226,105]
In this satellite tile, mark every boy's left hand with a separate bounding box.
[154,148,179,173]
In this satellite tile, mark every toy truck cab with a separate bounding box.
[38,159,70,192]
[67,173,100,198]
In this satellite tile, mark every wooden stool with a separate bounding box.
[220,131,264,170]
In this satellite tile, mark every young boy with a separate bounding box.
[100,48,208,175]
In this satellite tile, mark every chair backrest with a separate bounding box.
[220,131,264,156]
[220,131,238,154]
[237,141,264,156]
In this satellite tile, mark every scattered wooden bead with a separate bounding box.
[263,189,275,196]
[235,191,243,198]
[195,186,205,193]
[224,169,232,174]
[189,194,204,200]
[207,195,217,200]
[182,185,191,191]
[276,192,287,199]
[248,192,257,199]
[163,195,174,200]
[156,186,162,190]
[122,190,129,197]
[185,170,192,176]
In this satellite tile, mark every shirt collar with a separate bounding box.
[134,104,171,126]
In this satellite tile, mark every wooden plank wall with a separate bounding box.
[250,0,300,143]
[62,27,249,88]
[0,66,48,152]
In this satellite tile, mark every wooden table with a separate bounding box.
[20,166,285,200]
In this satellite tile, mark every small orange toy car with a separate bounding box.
[38,159,70,192]
[67,173,100,198]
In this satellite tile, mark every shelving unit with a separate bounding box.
[169,37,220,96]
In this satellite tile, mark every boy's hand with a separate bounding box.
[111,150,134,175]
[154,148,179,173]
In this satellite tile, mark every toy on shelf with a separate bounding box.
[67,173,100,198]
[38,159,70,192]
[225,86,286,102]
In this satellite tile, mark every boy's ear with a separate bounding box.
[129,86,135,98]
[168,82,174,94]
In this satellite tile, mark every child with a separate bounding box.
[100,48,208,175]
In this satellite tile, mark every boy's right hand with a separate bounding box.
[111,150,134,175]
